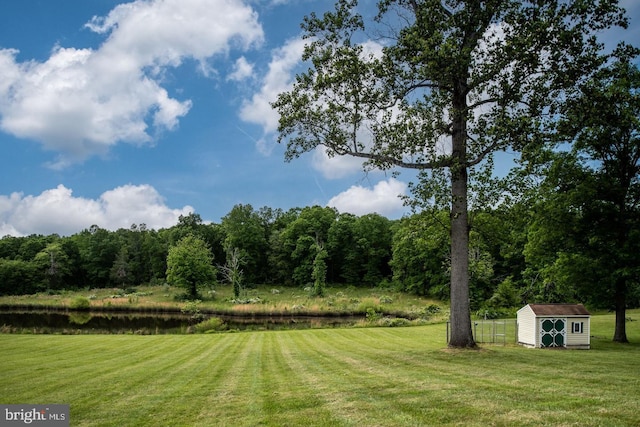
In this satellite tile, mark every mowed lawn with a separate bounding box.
[1,312,639,426]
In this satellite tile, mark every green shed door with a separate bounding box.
[540,318,566,348]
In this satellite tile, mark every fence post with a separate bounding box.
[446,321,449,344]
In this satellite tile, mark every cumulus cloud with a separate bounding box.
[0,0,264,167]
[0,184,193,236]
[312,146,366,179]
[227,57,255,81]
[327,178,408,218]
[239,37,307,144]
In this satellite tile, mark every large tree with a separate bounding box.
[561,55,640,343]
[166,235,217,300]
[273,0,626,347]
[527,55,640,342]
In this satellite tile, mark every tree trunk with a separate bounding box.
[189,280,198,300]
[448,87,476,348]
[612,193,629,343]
[613,276,628,343]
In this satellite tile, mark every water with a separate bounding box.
[0,309,361,334]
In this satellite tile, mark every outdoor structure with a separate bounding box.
[517,304,591,349]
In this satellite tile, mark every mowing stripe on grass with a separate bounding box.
[1,313,639,426]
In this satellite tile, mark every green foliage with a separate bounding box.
[220,246,244,299]
[221,204,270,285]
[390,210,449,296]
[0,258,40,295]
[76,225,121,287]
[525,56,640,342]
[379,295,393,304]
[109,247,131,287]
[474,306,517,320]
[166,235,216,300]
[311,245,328,297]
[377,317,410,327]
[425,304,441,316]
[488,277,520,309]
[328,213,393,287]
[193,317,226,333]
[181,300,206,322]
[365,307,382,322]
[69,296,91,310]
[280,206,337,287]
[358,298,382,315]
[230,296,263,305]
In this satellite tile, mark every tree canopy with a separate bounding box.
[166,235,217,300]
[526,54,640,342]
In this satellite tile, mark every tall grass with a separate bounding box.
[0,284,444,319]
[1,311,638,426]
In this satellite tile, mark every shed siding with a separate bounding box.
[516,305,537,346]
[566,317,590,348]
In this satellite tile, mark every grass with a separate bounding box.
[1,311,639,426]
[0,284,445,320]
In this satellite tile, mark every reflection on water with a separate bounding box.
[0,310,360,334]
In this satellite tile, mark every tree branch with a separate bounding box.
[328,142,452,170]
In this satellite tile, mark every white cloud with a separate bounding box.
[228,57,255,81]
[312,146,366,179]
[239,37,307,153]
[0,0,264,165]
[328,178,408,218]
[0,184,193,236]
[359,39,385,59]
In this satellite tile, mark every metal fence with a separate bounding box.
[447,319,518,345]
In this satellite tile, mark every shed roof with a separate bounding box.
[527,304,590,316]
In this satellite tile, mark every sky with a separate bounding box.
[0,0,638,237]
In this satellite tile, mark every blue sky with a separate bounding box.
[0,0,638,236]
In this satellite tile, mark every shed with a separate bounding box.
[517,304,591,349]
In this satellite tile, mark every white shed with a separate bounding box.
[517,304,591,349]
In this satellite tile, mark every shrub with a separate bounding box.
[380,317,410,327]
[379,295,393,304]
[358,298,381,314]
[69,296,91,310]
[366,307,382,321]
[193,317,226,333]
[182,300,206,322]
[426,304,441,314]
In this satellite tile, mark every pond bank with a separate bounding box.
[0,302,400,318]
[0,308,366,334]
[0,285,446,332]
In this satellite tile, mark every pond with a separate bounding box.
[0,309,362,334]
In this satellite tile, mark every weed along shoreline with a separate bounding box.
[0,284,447,334]
[0,307,368,334]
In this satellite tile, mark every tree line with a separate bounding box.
[2,196,638,315]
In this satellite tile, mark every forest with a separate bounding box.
[1,184,638,318]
